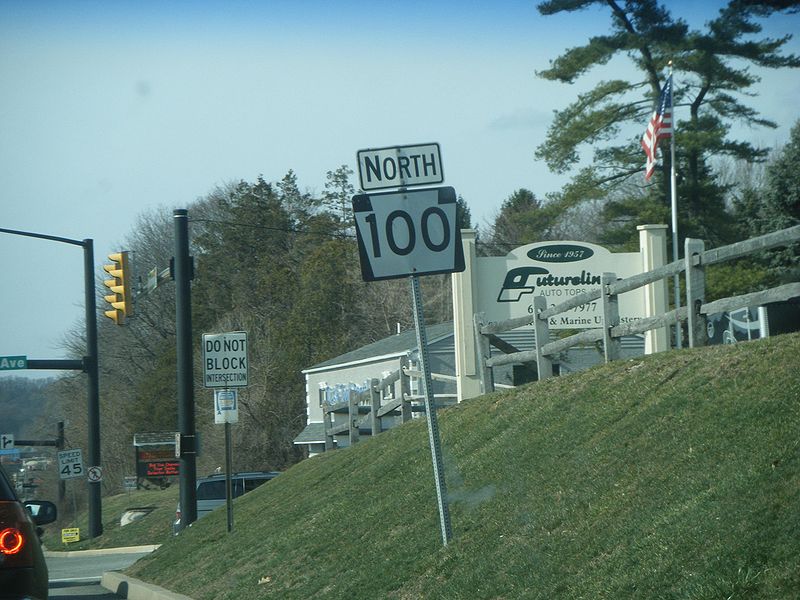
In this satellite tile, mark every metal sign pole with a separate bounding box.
[410,274,453,546]
[225,418,233,533]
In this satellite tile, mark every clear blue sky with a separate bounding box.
[1,1,798,378]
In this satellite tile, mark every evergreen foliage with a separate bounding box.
[732,119,800,281]
[484,189,575,252]
[533,0,799,250]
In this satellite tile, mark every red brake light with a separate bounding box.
[0,527,24,554]
[0,501,35,566]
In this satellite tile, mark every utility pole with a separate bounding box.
[174,209,197,529]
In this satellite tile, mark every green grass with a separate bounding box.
[114,334,800,597]
[49,484,178,551]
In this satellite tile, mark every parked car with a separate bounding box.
[0,463,57,600]
[174,471,280,534]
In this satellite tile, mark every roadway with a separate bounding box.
[45,545,162,599]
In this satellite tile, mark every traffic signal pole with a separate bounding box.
[174,209,197,529]
[83,238,102,538]
[0,228,102,537]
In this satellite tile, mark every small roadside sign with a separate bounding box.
[57,449,84,480]
[352,186,465,281]
[123,476,137,491]
[0,433,14,451]
[203,331,248,388]
[87,466,103,483]
[61,528,80,544]
[357,143,443,191]
[214,389,239,424]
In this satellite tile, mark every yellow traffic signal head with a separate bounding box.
[102,251,133,325]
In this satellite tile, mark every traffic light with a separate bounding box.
[103,251,133,325]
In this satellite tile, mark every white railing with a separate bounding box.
[321,356,455,449]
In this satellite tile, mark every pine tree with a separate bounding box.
[535,0,799,248]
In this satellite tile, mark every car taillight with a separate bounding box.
[0,501,34,567]
[0,527,24,554]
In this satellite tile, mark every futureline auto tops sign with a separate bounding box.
[475,241,646,329]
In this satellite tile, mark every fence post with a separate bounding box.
[348,389,360,446]
[637,224,670,353]
[473,312,495,394]
[370,378,381,436]
[400,356,413,423]
[323,407,334,451]
[602,272,621,362]
[532,295,553,380]
[685,238,707,348]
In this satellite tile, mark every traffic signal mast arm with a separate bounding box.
[102,251,132,325]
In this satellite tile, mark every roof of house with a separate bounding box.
[302,321,454,373]
[292,422,326,445]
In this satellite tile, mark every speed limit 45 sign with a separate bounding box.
[352,186,465,281]
[57,449,84,480]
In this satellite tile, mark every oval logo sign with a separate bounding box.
[527,244,594,263]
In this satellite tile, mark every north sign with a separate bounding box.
[202,331,248,388]
[352,186,465,282]
[357,143,443,191]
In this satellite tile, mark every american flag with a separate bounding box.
[641,75,673,180]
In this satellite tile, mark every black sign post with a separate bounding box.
[174,209,197,532]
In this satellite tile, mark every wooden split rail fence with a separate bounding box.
[475,226,800,393]
[321,355,458,449]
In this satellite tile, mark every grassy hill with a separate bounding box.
[47,484,178,551]
[121,333,799,599]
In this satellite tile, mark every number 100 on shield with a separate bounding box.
[352,186,465,282]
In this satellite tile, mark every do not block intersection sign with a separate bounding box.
[203,331,248,388]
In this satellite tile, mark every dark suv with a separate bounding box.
[174,471,280,534]
[0,463,58,600]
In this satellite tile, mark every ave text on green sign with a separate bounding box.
[0,356,27,370]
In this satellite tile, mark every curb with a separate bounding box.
[101,571,194,600]
[44,544,161,558]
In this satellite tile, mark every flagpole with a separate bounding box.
[668,61,682,349]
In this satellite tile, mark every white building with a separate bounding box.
[293,321,643,456]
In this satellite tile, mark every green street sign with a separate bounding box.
[0,356,27,370]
